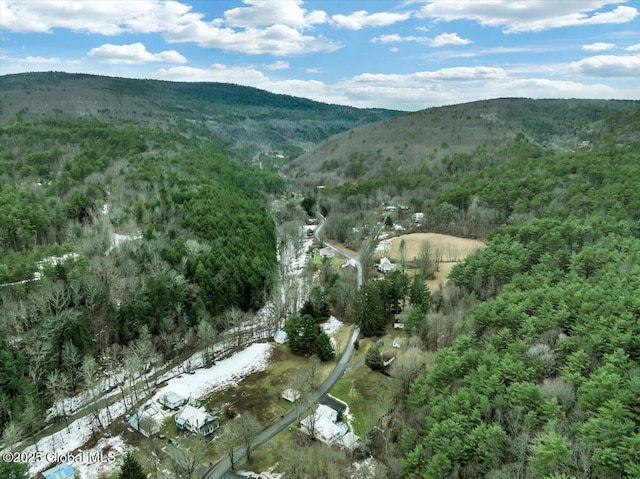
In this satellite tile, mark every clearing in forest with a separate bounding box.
[380,233,486,291]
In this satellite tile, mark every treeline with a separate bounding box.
[0,118,282,445]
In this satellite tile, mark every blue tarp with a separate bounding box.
[43,463,75,479]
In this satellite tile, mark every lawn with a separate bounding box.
[330,333,401,438]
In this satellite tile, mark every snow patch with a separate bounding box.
[321,316,343,337]
[153,342,272,402]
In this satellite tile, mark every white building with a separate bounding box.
[378,257,395,273]
[301,404,344,445]
[175,404,218,437]
[158,391,187,410]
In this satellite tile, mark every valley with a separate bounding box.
[1,72,639,479]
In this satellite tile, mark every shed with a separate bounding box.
[382,351,396,367]
[281,389,301,402]
[274,330,288,344]
[43,464,75,479]
[158,391,187,410]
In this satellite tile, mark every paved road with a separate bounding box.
[314,215,363,288]
[201,325,360,479]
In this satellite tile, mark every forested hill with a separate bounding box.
[322,104,639,477]
[0,71,400,161]
[290,97,639,187]
[0,113,284,442]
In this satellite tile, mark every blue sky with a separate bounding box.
[1,0,639,110]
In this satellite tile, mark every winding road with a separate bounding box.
[201,215,366,479]
[201,325,360,479]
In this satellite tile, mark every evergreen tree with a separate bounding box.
[365,344,384,371]
[119,452,146,479]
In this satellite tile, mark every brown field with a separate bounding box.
[378,233,486,291]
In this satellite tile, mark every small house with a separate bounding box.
[318,247,334,258]
[126,409,160,437]
[43,464,75,479]
[175,404,218,437]
[377,257,395,273]
[412,212,424,223]
[158,391,187,410]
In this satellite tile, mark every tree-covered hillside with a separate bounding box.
[0,116,283,442]
[334,107,640,478]
[0,72,401,162]
[291,98,639,189]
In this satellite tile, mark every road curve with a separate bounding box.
[201,325,361,479]
[314,215,363,289]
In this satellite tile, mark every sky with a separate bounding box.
[1,0,639,111]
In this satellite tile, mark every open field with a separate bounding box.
[384,232,485,262]
[376,232,485,291]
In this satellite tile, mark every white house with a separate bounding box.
[378,257,395,273]
[412,212,424,223]
[301,404,345,445]
[158,391,187,410]
[175,404,218,437]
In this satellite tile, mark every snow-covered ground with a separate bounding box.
[12,220,314,478]
[152,343,272,403]
[19,343,273,478]
[105,233,142,255]
[375,239,391,254]
[0,253,80,286]
[321,316,343,337]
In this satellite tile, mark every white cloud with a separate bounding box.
[264,60,289,70]
[626,43,640,51]
[430,33,472,47]
[353,66,507,84]
[305,67,323,73]
[222,0,328,28]
[154,64,267,83]
[0,0,197,34]
[331,10,411,30]
[153,63,329,102]
[570,54,640,77]
[165,23,340,56]
[87,43,187,64]
[582,42,617,51]
[372,34,427,44]
[416,1,638,33]
[372,32,471,47]
[0,0,339,56]
[0,54,61,64]
[390,47,399,53]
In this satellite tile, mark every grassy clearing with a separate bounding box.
[330,363,399,437]
[330,331,403,437]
